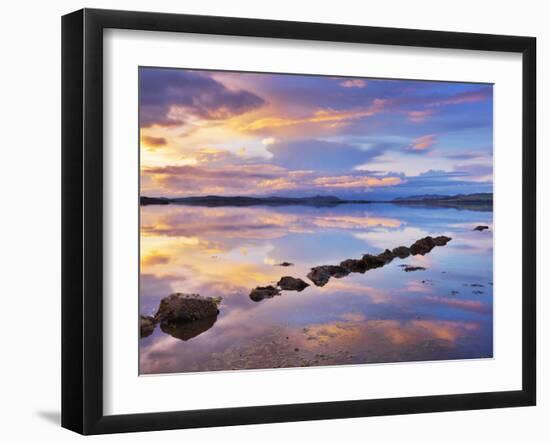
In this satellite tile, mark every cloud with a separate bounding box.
[452,163,493,182]
[340,79,367,88]
[409,134,437,151]
[142,163,289,196]
[139,68,265,127]
[262,137,277,146]
[141,135,167,149]
[430,87,492,107]
[312,175,403,189]
[141,251,171,266]
[406,110,434,123]
[240,99,386,132]
[268,138,391,172]
[142,162,405,197]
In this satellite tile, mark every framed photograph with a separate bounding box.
[62,8,536,435]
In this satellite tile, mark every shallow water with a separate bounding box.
[139,203,493,375]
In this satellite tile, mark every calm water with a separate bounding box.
[139,203,493,375]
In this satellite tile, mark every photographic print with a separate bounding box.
[138,67,493,375]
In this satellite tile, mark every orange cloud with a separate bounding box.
[240,100,386,132]
[141,135,167,149]
[407,110,433,123]
[141,251,171,266]
[312,175,403,189]
[142,162,405,197]
[433,89,491,106]
[410,134,436,151]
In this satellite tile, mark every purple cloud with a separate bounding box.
[139,68,265,127]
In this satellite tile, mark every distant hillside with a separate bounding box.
[392,193,493,211]
[140,193,493,210]
[140,195,372,207]
[393,193,492,203]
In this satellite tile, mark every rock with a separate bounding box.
[403,265,427,272]
[307,268,330,286]
[307,265,349,286]
[409,236,437,255]
[211,296,223,305]
[433,235,452,246]
[277,276,309,291]
[276,262,294,267]
[360,254,386,269]
[340,258,368,273]
[140,315,156,338]
[154,293,220,325]
[392,246,411,258]
[250,285,281,302]
[377,249,395,264]
[474,225,489,231]
[160,316,217,341]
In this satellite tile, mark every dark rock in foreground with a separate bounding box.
[276,262,294,267]
[392,246,411,258]
[253,233,453,298]
[155,293,220,325]
[140,315,156,338]
[433,235,452,246]
[377,249,395,264]
[474,225,489,232]
[340,258,368,273]
[403,265,427,272]
[250,285,281,302]
[307,265,349,287]
[409,237,436,255]
[340,250,393,274]
[410,236,452,255]
[361,254,386,269]
[160,316,217,341]
[277,276,309,291]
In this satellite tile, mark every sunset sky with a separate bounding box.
[139,67,493,200]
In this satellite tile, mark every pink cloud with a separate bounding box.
[409,134,437,151]
[312,175,403,189]
[340,79,367,88]
[142,164,404,196]
[406,109,434,123]
[430,88,492,107]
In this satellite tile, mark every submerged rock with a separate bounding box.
[155,293,220,325]
[474,225,489,232]
[250,285,281,302]
[392,246,411,259]
[277,276,309,291]
[307,265,349,287]
[140,315,156,338]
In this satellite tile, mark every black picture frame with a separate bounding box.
[62,8,536,435]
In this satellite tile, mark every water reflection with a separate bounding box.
[140,203,493,374]
[160,316,218,341]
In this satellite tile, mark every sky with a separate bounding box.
[139,67,493,200]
